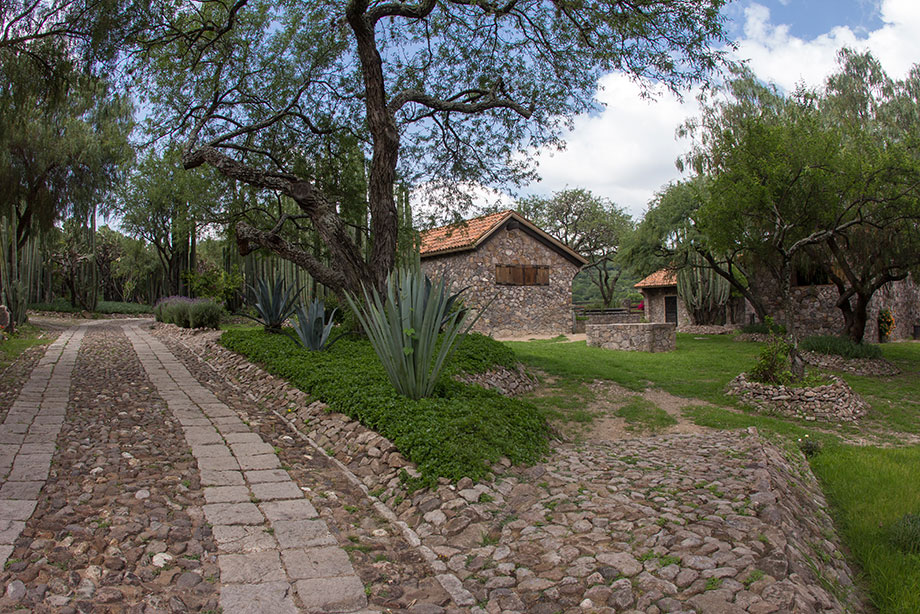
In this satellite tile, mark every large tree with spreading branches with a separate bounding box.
[136,0,731,295]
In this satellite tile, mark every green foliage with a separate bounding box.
[291,299,337,351]
[444,333,517,376]
[878,309,895,340]
[155,296,221,329]
[186,262,244,306]
[220,330,548,484]
[676,251,730,324]
[749,332,793,385]
[889,514,920,556]
[188,300,223,329]
[740,321,787,335]
[800,335,883,359]
[615,397,678,432]
[812,445,920,613]
[247,278,299,333]
[797,434,822,458]
[346,266,477,400]
[30,299,151,314]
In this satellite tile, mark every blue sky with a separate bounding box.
[498,0,920,221]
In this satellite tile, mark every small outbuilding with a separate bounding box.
[419,210,587,337]
[634,269,690,327]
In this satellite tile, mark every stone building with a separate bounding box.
[636,266,920,341]
[419,210,587,337]
[634,269,691,327]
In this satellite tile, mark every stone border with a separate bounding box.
[587,322,676,352]
[454,364,536,396]
[726,373,868,422]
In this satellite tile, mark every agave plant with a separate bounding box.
[243,278,300,333]
[291,299,338,350]
[347,265,480,400]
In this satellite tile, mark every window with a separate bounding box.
[496,264,549,286]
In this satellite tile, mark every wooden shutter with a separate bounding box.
[536,266,549,285]
[495,265,512,284]
[523,265,537,285]
[511,265,524,285]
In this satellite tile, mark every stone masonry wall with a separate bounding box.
[756,275,920,341]
[587,322,676,352]
[641,287,691,327]
[421,227,581,337]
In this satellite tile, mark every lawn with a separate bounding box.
[811,446,920,614]
[507,333,762,405]
[0,323,51,371]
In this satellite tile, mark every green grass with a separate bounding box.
[0,323,50,370]
[811,445,920,614]
[841,343,920,434]
[508,334,761,405]
[220,329,549,485]
[616,396,677,432]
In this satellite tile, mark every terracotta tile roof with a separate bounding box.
[634,269,677,289]
[419,210,515,256]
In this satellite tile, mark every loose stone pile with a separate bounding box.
[454,365,537,396]
[161,324,866,614]
[800,351,900,377]
[726,373,868,422]
[678,325,738,335]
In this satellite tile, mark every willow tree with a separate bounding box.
[137,0,731,296]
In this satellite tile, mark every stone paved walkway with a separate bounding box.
[122,323,374,613]
[0,325,85,570]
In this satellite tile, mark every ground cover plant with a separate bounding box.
[220,328,548,484]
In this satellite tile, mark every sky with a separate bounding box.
[514,0,920,221]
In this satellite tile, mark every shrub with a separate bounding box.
[890,513,920,555]
[445,332,517,376]
[95,301,152,315]
[800,335,883,360]
[748,332,793,385]
[740,321,786,335]
[188,300,223,329]
[219,330,548,484]
[797,434,821,458]
[291,299,337,350]
[878,308,895,340]
[347,265,478,400]
[164,300,191,328]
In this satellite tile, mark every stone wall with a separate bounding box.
[586,322,676,352]
[726,373,868,422]
[641,287,691,327]
[754,275,920,341]
[421,227,581,337]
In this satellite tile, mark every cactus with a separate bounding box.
[0,214,28,329]
[676,252,730,324]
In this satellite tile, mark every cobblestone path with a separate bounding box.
[122,323,373,613]
[0,322,377,613]
[1,325,84,570]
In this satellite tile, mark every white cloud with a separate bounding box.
[519,0,920,221]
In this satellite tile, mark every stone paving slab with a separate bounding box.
[0,326,84,568]
[123,324,369,613]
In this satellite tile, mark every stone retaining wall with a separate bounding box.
[801,350,900,376]
[726,373,868,421]
[587,322,676,352]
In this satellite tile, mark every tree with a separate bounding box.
[137,0,730,296]
[515,189,632,307]
[118,148,221,297]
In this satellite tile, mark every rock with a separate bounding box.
[5,580,26,602]
[152,552,174,568]
[135,489,150,499]
[596,552,642,576]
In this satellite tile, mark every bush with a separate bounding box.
[188,300,223,329]
[740,321,786,335]
[445,332,517,376]
[748,333,793,385]
[155,296,220,329]
[800,335,883,360]
[890,513,920,555]
[220,329,548,485]
[95,301,152,315]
